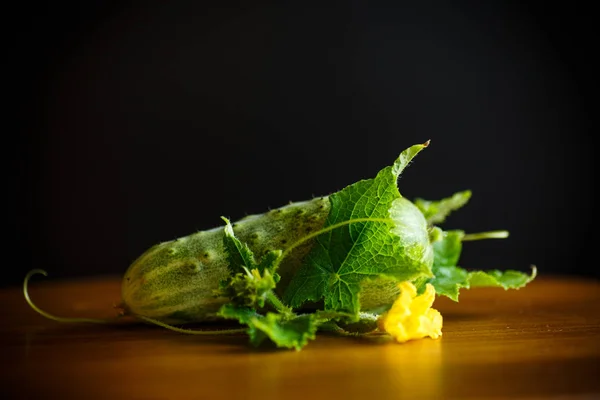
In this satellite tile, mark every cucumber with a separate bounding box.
[121,195,432,324]
[121,197,331,323]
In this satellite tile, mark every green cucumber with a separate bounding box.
[122,197,331,323]
[121,195,430,323]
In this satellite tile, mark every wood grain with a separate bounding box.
[1,274,598,400]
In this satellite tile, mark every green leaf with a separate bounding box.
[219,218,283,307]
[221,216,282,275]
[222,217,259,274]
[432,230,465,268]
[250,313,319,350]
[422,230,468,300]
[428,265,469,301]
[217,304,270,347]
[218,305,319,350]
[392,139,430,176]
[258,249,284,275]
[222,267,278,308]
[284,142,433,317]
[468,267,537,289]
[218,303,260,324]
[415,190,472,225]
[426,229,537,300]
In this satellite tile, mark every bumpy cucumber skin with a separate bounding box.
[121,197,331,323]
[121,196,433,323]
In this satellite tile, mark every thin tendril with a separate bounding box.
[24,269,246,334]
[265,290,294,317]
[135,315,246,335]
[23,269,113,324]
[462,230,509,241]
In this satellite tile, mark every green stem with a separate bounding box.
[135,315,247,335]
[23,269,113,324]
[462,230,509,241]
[265,290,294,318]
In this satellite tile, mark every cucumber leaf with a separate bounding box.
[219,267,278,308]
[415,190,472,225]
[468,268,537,289]
[283,142,433,317]
[249,313,319,350]
[219,221,322,350]
[427,229,536,301]
[428,265,470,301]
[222,217,282,275]
[219,218,282,308]
[432,229,464,267]
[218,303,260,324]
[218,305,319,350]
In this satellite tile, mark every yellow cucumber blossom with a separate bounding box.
[377,282,443,343]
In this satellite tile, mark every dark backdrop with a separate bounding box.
[10,1,595,287]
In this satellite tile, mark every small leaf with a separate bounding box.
[427,230,536,300]
[222,268,277,308]
[218,304,319,350]
[258,249,283,274]
[432,230,465,268]
[250,313,319,350]
[415,190,472,225]
[468,267,537,289]
[392,140,430,178]
[428,265,469,301]
[222,217,258,274]
[218,304,261,324]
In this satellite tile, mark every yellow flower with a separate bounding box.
[377,282,443,343]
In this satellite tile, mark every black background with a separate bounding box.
[9,1,595,287]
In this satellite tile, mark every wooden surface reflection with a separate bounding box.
[1,275,599,399]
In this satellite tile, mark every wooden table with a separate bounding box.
[2,274,599,399]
